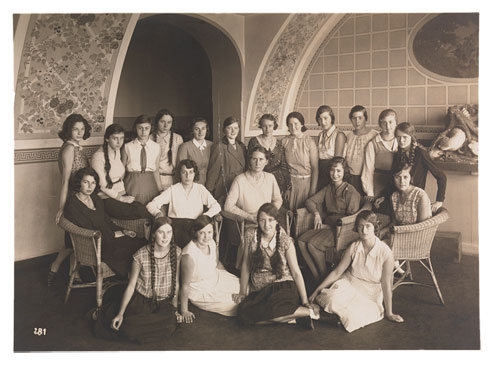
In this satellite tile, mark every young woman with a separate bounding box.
[224,146,283,269]
[206,116,247,203]
[282,111,319,211]
[310,210,404,333]
[151,109,184,191]
[345,105,379,196]
[99,217,182,344]
[122,115,163,205]
[91,124,151,220]
[176,117,213,186]
[50,114,91,286]
[63,167,147,278]
[315,105,347,191]
[392,122,447,213]
[235,203,319,329]
[361,109,399,201]
[298,157,361,282]
[179,215,240,322]
[146,159,221,248]
[247,113,291,201]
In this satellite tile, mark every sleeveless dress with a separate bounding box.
[182,239,240,316]
[391,186,427,225]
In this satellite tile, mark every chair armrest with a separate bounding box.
[336,201,371,227]
[391,208,449,234]
[213,214,223,223]
[58,216,101,239]
[221,210,245,223]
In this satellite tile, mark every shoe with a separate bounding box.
[47,269,57,287]
[296,316,314,330]
[318,310,341,327]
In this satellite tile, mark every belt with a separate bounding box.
[159,173,173,176]
[112,178,122,184]
[291,174,311,179]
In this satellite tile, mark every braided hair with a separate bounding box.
[153,109,175,166]
[149,216,178,303]
[102,124,125,189]
[394,122,418,169]
[250,203,284,279]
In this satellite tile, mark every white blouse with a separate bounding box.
[91,147,126,199]
[124,138,161,172]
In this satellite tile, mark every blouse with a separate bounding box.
[391,186,427,225]
[91,147,126,200]
[153,132,184,176]
[345,129,379,175]
[282,133,318,177]
[318,125,339,160]
[347,238,392,283]
[124,138,161,172]
[133,244,182,300]
[146,182,221,219]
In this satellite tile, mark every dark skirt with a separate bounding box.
[348,174,364,196]
[237,280,300,325]
[95,287,179,344]
[124,172,159,205]
[317,158,332,192]
[170,217,195,249]
[103,236,147,277]
[103,197,152,220]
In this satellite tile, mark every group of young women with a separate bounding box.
[50,103,446,343]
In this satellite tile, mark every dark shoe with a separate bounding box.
[296,316,314,330]
[47,269,57,287]
[318,310,341,327]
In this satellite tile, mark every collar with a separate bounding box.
[376,134,398,151]
[193,138,207,151]
[321,125,336,139]
[356,238,379,258]
[66,140,82,149]
[261,234,276,250]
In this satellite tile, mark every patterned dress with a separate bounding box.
[391,186,427,225]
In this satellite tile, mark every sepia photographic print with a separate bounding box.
[9,2,488,360]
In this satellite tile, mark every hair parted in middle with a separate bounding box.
[176,159,200,182]
[286,111,307,132]
[258,113,278,130]
[71,167,100,194]
[315,105,336,126]
[353,209,380,236]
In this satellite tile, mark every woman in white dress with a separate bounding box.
[309,210,404,333]
[179,215,240,322]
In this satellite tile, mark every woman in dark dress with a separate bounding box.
[63,167,147,277]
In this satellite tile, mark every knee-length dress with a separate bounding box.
[247,136,291,199]
[237,227,301,325]
[315,237,392,333]
[182,239,240,316]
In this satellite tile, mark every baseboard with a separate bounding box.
[462,241,479,256]
[14,253,56,271]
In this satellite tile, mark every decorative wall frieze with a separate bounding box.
[14,145,100,165]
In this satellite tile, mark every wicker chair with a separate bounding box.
[57,216,151,308]
[221,207,294,268]
[294,202,377,263]
[391,208,449,305]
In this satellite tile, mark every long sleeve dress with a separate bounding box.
[63,194,147,277]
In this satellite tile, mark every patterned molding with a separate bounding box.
[250,14,328,129]
[15,145,100,165]
[15,14,132,140]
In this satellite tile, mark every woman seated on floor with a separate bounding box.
[223,146,283,268]
[298,157,362,282]
[234,203,319,330]
[63,167,147,278]
[309,210,404,333]
[179,215,240,322]
[146,159,221,248]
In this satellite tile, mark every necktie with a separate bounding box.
[140,143,147,173]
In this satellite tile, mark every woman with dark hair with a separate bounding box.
[95,217,182,344]
[206,116,247,203]
[298,157,362,282]
[310,210,404,333]
[234,203,319,329]
[63,167,147,278]
[91,124,150,220]
[176,117,213,186]
[282,111,319,211]
[50,113,92,286]
[247,113,291,200]
[179,215,240,322]
[146,159,221,248]
[345,105,379,195]
[315,105,347,191]
[122,115,163,205]
[151,109,183,191]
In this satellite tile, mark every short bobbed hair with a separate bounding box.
[286,111,307,132]
[133,115,153,134]
[222,116,240,133]
[353,210,380,236]
[176,159,200,182]
[58,114,92,142]
[391,162,413,178]
[315,105,336,126]
[150,216,174,239]
[378,109,398,127]
[192,215,213,238]
[258,113,278,130]
[71,167,99,194]
[327,156,350,183]
[349,105,368,121]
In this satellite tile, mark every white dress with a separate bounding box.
[182,239,240,316]
[316,237,392,333]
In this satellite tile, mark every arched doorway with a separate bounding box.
[113,14,243,142]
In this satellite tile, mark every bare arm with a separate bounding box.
[179,254,196,323]
[233,238,251,303]
[334,131,347,157]
[172,253,181,309]
[381,254,404,322]
[417,190,432,222]
[56,144,75,223]
[309,244,352,302]
[111,259,141,330]
[285,238,310,305]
